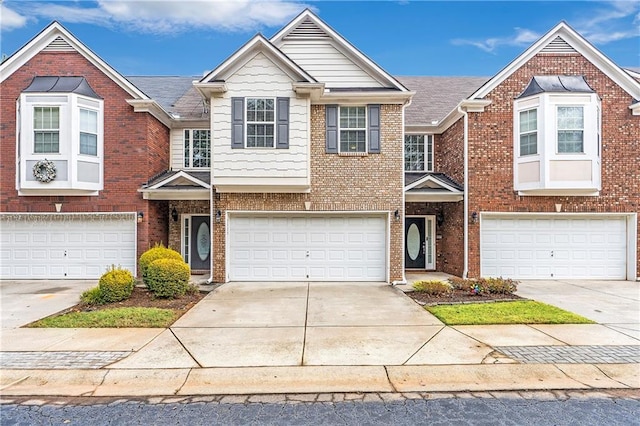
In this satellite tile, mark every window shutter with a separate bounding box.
[325,105,338,153]
[231,97,244,149]
[368,104,380,154]
[276,97,289,149]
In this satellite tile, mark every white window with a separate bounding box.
[557,106,584,153]
[34,106,60,153]
[184,129,211,168]
[79,108,98,156]
[519,109,537,156]
[339,106,366,152]
[404,134,433,171]
[246,98,275,148]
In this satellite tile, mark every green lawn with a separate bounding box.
[426,301,595,325]
[27,307,179,328]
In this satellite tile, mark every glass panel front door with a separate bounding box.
[405,216,436,270]
[190,215,210,270]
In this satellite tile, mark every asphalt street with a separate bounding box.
[2,392,638,425]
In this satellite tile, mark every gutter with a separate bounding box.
[206,187,215,284]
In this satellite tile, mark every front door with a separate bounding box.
[190,216,211,270]
[405,216,435,269]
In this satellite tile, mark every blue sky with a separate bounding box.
[1,1,638,77]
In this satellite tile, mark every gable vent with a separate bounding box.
[283,17,329,39]
[43,36,74,52]
[541,36,577,54]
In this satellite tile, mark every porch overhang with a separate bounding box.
[405,191,463,202]
[404,172,464,203]
[139,170,211,200]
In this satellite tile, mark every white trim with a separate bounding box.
[338,105,367,153]
[404,134,434,172]
[270,9,408,92]
[200,34,316,84]
[404,174,461,193]
[469,22,640,101]
[144,170,210,190]
[405,192,463,202]
[139,189,210,200]
[479,212,637,280]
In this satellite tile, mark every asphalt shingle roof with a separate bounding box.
[126,76,197,114]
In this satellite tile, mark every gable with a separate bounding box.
[271,11,407,91]
[469,22,640,102]
[226,52,296,91]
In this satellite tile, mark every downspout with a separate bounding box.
[206,187,214,284]
[457,105,469,279]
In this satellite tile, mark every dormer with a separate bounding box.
[513,75,601,196]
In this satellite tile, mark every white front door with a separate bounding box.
[228,214,387,281]
[481,215,628,279]
[0,213,136,279]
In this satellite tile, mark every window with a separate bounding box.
[246,98,275,148]
[339,106,366,152]
[557,106,584,153]
[79,108,98,156]
[184,129,211,168]
[404,135,433,171]
[34,106,59,153]
[519,109,537,156]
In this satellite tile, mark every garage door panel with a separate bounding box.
[481,216,627,279]
[1,214,136,279]
[229,214,386,282]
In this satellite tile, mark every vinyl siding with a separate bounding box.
[278,40,384,88]
[211,52,309,182]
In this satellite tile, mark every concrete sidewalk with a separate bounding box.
[1,281,639,396]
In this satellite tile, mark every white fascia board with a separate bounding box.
[270,9,408,92]
[193,82,227,99]
[469,22,640,100]
[200,34,315,84]
[139,188,210,200]
[404,175,461,193]
[126,99,173,128]
[146,170,211,190]
[405,192,464,202]
[1,22,148,100]
[317,90,415,104]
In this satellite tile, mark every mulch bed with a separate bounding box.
[71,286,206,313]
[406,288,524,306]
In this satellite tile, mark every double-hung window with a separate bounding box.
[519,109,537,156]
[404,134,433,171]
[246,98,275,148]
[339,106,366,152]
[79,108,98,156]
[557,106,584,153]
[184,129,211,168]
[34,106,60,153]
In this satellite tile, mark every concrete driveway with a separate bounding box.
[516,280,640,328]
[0,280,96,329]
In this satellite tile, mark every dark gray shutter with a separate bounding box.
[231,97,244,149]
[368,104,380,154]
[325,105,338,153]
[276,97,289,149]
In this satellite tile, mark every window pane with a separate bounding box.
[247,124,274,148]
[557,107,584,153]
[80,109,97,132]
[34,132,59,153]
[184,130,190,168]
[184,129,211,167]
[520,133,537,156]
[404,134,428,171]
[340,130,366,152]
[246,99,275,148]
[80,133,97,155]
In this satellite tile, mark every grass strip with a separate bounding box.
[27,307,179,328]
[426,300,595,325]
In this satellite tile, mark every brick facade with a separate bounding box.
[210,104,405,283]
[0,51,170,274]
[464,52,639,278]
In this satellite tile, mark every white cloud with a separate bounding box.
[0,3,28,31]
[451,28,541,53]
[3,0,310,34]
[452,0,639,53]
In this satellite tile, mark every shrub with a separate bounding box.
[413,280,452,295]
[447,277,469,291]
[478,277,518,294]
[146,258,191,298]
[139,244,184,289]
[80,286,105,305]
[98,266,135,303]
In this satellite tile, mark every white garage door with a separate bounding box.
[0,213,136,279]
[481,215,627,279]
[229,214,387,281]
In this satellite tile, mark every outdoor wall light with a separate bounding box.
[171,207,178,222]
[215,210,222,223]
[137,211,144,223]
[437,211,445,226]
[394,209,400,221]
[471,211,479,223]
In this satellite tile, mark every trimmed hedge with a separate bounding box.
[413,280,452,295]
[98,266,135,303]
[146,258,191,298]
[139,245,183,289]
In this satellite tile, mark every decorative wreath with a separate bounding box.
[33,159,57,183]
